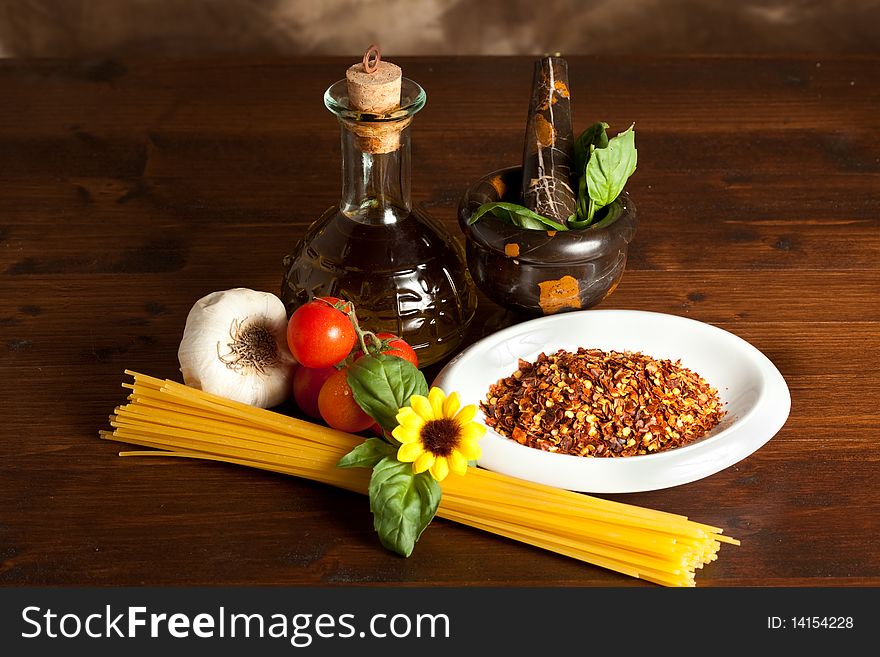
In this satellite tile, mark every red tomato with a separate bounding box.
[375,332,419,367]
[287,297,357,368]
[355,332,419,367]
[292,366,336,420]
[318,369,375,433]
[316,296,352,313]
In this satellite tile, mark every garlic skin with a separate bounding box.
[178,288,296,408]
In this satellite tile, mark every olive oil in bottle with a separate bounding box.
[281,51,476,366]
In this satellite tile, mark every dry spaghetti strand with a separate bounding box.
[102,372,737,587]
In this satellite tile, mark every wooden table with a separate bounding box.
[1,56,877,587]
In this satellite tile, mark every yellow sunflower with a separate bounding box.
[391,387,485,482]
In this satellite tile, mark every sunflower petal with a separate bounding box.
[428,387,446,418]
[413,451,435,474]
[458,439,482,461]
[396,408,425,432]
[430,455,449,481]
[396,406,418,421]
[391,425,420,444]
[459,422,486,442]
[455,404,478,425]
[448,449,469,475]
[442,391,461,418]
[410,395,434,422]
[397,441,424,463]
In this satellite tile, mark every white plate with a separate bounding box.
[433,310,790,493]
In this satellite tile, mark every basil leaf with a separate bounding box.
[369,456,441,557]
[469,202,568,232]
[567,216,590,230]
[590,200,626,229]
[568,198,625,230]
[575,172,588,224]
[586,124,637,210]
[337,437,396,469]
[347,355,429,433]
[574,121,609,176]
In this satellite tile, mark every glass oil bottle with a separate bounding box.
[281,52,476,366]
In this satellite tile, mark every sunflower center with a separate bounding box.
[419,418,461,457]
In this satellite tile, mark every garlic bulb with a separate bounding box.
[178,288,296,408]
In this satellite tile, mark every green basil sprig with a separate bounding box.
[574,120,609,176]
[346,354,428,434]
[569,198,625,230]
[367,457,441,557]
[468,201,568,232]
[573,121,609,224]
[582,123,637,224]
[338,354,440,557]
[468,122,636,231]
[336,437,396,469]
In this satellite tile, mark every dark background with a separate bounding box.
[1,0,879,58]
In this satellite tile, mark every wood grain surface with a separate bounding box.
[0,56,878,587]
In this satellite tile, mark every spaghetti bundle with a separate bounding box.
[101,371,738,587]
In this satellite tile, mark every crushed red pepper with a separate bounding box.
[480,348,726,457]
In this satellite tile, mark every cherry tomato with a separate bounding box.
[355,332,419,367]
[315,296,352,313]
[318,369,375,433]
[292,366,336,420]
[287,297,357,368]
[375,332,418,367]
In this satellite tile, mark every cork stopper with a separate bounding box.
[343,45,407,154]
[346,45,402,113]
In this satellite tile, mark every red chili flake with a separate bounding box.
[480,348,726,458]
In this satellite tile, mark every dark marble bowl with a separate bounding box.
[458,166,637,316]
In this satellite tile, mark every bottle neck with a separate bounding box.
[339,120,412,225]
